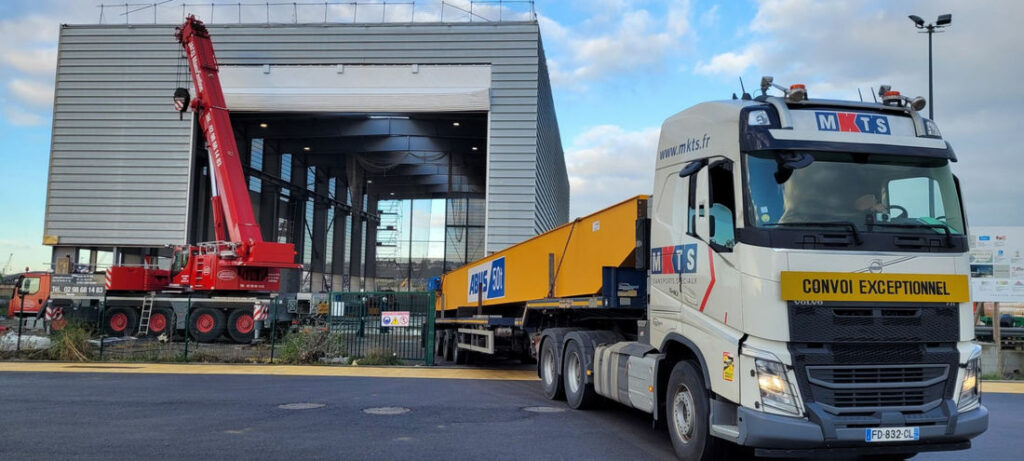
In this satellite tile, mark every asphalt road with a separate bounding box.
[0,371,1020,460]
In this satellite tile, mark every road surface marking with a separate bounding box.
[982,381,1024,394]
[0,362,539,381]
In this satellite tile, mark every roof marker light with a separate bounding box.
[787,84,807,102]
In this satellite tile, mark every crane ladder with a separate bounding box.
[137,293,156,335]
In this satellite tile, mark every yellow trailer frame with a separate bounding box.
[437,195,649,313]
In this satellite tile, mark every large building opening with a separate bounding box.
[187,112,486,292]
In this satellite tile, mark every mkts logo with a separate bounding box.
[651,244,698,274]
[815,111,890,135]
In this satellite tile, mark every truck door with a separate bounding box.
[9,274,47,316]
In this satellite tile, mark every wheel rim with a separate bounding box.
[542,345,557,385]
[567,351,583,394]
[195,313,215,333]
[109,312,128,332]
[672,384,696,444]
[235,313,254,334]
[150,313,166,332]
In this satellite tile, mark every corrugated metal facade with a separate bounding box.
[44,21,568,253]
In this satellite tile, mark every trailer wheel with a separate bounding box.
[226,309,256,344]
[103,307,138,337]
[189,308,226,342]
[147,308,174,338]
[563,340,598,409]
[666,360,724,461]
[453,333,470,365]
[540,338,565,400]
[434,329,445,357]
[443,330,456,362]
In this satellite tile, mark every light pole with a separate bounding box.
[908,14,951,120]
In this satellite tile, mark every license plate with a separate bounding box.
[865,427,919,442]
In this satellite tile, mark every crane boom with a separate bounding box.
[176,16,261,245]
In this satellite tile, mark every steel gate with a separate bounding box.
[327,291,435,365]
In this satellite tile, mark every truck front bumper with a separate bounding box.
[735,403,988,457]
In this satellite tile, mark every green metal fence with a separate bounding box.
[328,291,435,365]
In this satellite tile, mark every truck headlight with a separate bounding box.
[958,357,981,413]
[755,358,800,416]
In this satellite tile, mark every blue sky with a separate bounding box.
[1,0,1022,272]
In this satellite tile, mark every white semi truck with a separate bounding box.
[434,78,986,459]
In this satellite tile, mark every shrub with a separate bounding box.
[48,322,93,361]
[279,328,347,364]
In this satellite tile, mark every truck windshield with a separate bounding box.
[745,151,965,234]
[18,277,41,295]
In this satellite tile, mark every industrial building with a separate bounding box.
[42,3,568,292]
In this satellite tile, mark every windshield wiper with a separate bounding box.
[766,221,862,245]
[867,221,954,248]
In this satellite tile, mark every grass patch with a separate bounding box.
[354,348,402,366]
[279,328,347,364]
[48,322,94,361]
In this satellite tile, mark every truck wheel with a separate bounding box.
[540,338,565,400]
[103,307,138,337]
[226,309,256,344]
[666,360,724,461]
[189,308,226,342]
[563,340,598,409]
[147,308,174,338]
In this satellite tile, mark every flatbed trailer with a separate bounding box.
[433,196,650,364]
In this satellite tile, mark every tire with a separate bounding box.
[434,329,445,357]
[226,309,256,344]
[103,307,138,337]
[189,308,226,342]
[453,333,469,365]
[147,308,174,338]
[563,340,598,409]
[442,330,454,362]
[539,338,565,400]
[665,360,725,461]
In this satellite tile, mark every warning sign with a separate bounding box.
[380,311,410,327]
[780,271,970,303]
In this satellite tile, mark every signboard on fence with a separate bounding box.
[380,311,410,327]
[970,226,1024,303]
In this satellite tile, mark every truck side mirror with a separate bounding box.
[709,215,716,237]
[679,159,707,178]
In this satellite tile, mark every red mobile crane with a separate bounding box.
[9,16,302,342]
[107,15,299,295]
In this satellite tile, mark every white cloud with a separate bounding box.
[1,48,58,75]
[695,44,762,76]
[690,0,1024,225]
[7,79,55,108]
[566,125,660,217]
[3,106,47,126]
[542,0,696,89]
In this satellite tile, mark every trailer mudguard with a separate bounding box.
[563,330,623,384]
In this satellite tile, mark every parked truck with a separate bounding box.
[433,79,987,459]
[6,16,301,343]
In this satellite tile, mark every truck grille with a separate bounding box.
[832,389,927,408]
[804,364,949,412]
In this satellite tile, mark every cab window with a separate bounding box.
[708,161,736,250]
[19,277,41,295]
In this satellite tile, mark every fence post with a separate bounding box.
[425,292,436,366]
[270,298,278,362]
[183,295,191,361]
[98,293,108,360]
[993,302,1002,377]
